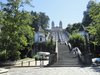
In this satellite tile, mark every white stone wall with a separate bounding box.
[38,33,46,42]
[34,32,46,43]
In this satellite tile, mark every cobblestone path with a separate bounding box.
[1,67,100,75]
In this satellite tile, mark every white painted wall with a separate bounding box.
[38,33,46,42]
[34,32,46,43]
[34,32,39,43]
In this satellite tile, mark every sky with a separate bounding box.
[30,0,90,29]
[1,0,100,29]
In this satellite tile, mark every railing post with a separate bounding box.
[56,40,58,61]
[35,59,37,66]
[28,61,30,66]
[21,61,23,66]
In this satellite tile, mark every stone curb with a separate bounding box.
[0,68,8,74]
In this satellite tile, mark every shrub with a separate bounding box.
[8,51,21,61]
[46,41,56,53]
[69,33,85,53]
[33,41,56,54]
[0,50,6,62]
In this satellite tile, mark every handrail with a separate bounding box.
[55,40,58,61]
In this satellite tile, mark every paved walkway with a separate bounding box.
[0,59,49,74]
[1,67,100,75]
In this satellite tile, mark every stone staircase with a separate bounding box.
[51,43,83,67]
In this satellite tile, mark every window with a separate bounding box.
[40,37,42,41]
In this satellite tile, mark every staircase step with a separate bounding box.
[50,43,83,67]
[50,65,82,67]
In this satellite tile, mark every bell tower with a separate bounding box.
[59,21,62,28]
[51,21,55,29]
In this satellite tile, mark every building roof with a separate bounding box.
[38,25,45,33]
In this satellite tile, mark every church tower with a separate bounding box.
[59,21,62,28]
[51,21,55,29]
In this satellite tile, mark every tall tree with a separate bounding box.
[31,11,49,32]
[31,11,39,32]
[66,23,82,34]
[39,12,49,29]
[82,0,96,27]
[0,0,34,60]
[65,24,72,33]
[89,2,100,45]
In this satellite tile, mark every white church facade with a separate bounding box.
[34,26,46,43]
[34,21,63,43]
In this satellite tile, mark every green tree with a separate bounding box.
[89,3,100,24]
[71,23,82,33]
[96,24,100,45]
[65,24,72,33]
[31,11,39,32]
[82,11,93,26]
[39,12,50,29]
[0,0,34,60]
[82,0,96,26]
[69,33,85,53]
[86,25,96,36]
[89,2,100,45]
[65,23,82,34]
[31,11,49,32]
